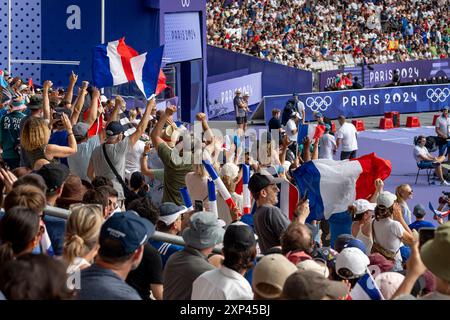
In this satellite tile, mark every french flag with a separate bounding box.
[292,153,391,220]
[297,123,326,144]
[92,38,139,88]
[208,179,218,218]
[350,271,384,300]
[279,181,299,220]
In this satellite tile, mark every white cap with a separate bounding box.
[336,247,370,279]
[100,95,108,103]
[291,112,300,119]
[243,91,250,97]
[376,191,397,208]
[220,163,240,180]
[297,259,330,278]
[353,199,376,214]
[19,84,28,91]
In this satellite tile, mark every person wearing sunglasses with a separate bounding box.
[395,184,414,225]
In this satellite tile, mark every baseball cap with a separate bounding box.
[336,247,370,279]
[420,221,450,282]
[248,172,284,195]
[27,95,43,110]
[345,238,367,254]
[72,122,89,139]
[282,270,349,300]
[353,199,376,215]
[314,112,323,118]
[375,272,405,300]
[99,210,155,257]
[243,92,250,97]
[223,223,256,251]
[235,89,241,94]
[376,191,397,208]
[35,163,70,195]
[105,121,125,137]
[252,254,297,299]
[334,234,355,253]
[297,259,330,278]
[158,202,188,226]
[413,204,427,218]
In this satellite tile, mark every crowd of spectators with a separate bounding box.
[0,68,449,301]
[207,0,450,71]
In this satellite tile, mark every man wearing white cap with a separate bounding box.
[335,247,370,289]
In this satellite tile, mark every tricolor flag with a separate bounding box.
[92,38,139,88]
[297,123,326,145]
[242,164,251,214]
[429,202,450,219]
[279,180,299,220]
[40,222,55,257]
[350,271,384,300]
[292,153,391,220]
[208,179,218,218]
[130,45,165,100]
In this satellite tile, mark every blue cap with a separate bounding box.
[344,238,367,254]
[105,121,125,137]
[314,112,323,118]
[99,211,155,256]
[334,234,354,253]
[413,204,427,218]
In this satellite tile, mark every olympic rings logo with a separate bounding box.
[426,88,450,103]
[181,0,190,7]
[305,96,333,112]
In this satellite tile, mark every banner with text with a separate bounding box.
[318,59,450,91]
[262,84,450,123]
[207,72,262,119]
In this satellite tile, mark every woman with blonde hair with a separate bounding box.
[20,115,77,170]
[395,184,413,225]
[63,204,104,274]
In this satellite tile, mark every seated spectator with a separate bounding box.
[163,211,225,300]
[125,197,164,300]
[0,207,42,264]
[77,211,155,300]
[413,135,449,185]
[0,254,74,300]
[252,254,297,300]
[63,204,104,275]
[191,223,256,300]
[409,204,435,232]
[282,270,349,300]
[392,222,450,300]
[149,202,186,267]
[335,247,370,290]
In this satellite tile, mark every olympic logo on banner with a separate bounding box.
[181,0,190,7]
[426,88,450,103]
[305,96,333,112]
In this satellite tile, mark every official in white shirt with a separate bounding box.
[336,115,358,160]
[435,107,450,159]
[191,223,256,300]
[319,124,337,160]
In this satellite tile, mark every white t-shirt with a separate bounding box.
[319,133,336,159]
[372,218,405,253]
[125,139,146,181]
[413,145,431,162]
[296,100,305,119]
[336,122,358,152]
[435,116,450,138]
[286,119,298,142]
[191,266,254,300]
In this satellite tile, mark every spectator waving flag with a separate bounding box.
[350,271,384,300]
[130,45,165,100]
[297,123,326,145]
[279,180,299,220]
[292,153,391,220]
[92,37,139,88]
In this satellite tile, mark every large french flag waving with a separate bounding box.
[92,38,165,99]
[292,153,391,220]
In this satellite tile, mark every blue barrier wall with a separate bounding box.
[262,84,450,124]
[207,46,313,96]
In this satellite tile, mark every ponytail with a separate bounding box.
[0,242,15,264]
[63,235,85,265]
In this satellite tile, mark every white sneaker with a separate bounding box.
[441,180,450,186]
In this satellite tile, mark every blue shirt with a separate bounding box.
[43,215,66,256]
[49,130,69,166]
[409,220,435,232]
[327,211,353,249]
[149,239,184,267]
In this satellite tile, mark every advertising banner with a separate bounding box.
[262,84,450,123]
[207,72,262,119]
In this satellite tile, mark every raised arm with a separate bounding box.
[151,104,176,149]
[129,98,154,146]
[85,87,100,128]
[70,82,89,125]
[45,113,77,158]
[64,71,78,106]
[196,112,214,143]
[140,143,154,177]
[42,80,52,122]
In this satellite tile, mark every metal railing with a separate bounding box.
[44,205,226,255]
